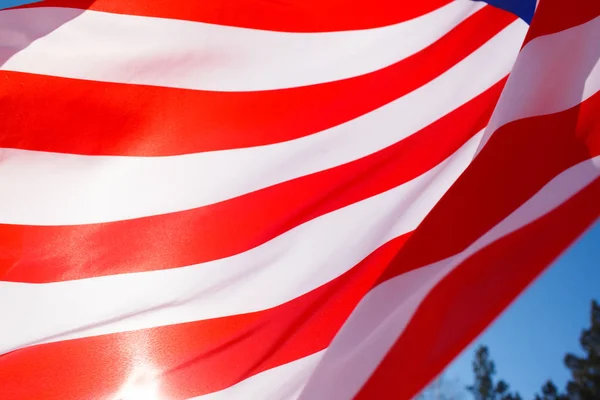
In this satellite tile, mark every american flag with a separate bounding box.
[0,0,598,399]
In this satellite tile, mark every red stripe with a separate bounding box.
[523,0,600,46]
[0,78,505,283]
[13,0,452,32]
[0,233,410,400]
[0,7,515,156]
[375,89,600,285]
[355,177,600,400]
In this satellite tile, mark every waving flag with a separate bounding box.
[0,0,598,399]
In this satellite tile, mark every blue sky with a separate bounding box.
[444,220,600,399]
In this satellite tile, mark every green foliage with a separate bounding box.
[467,346,495,400]
[563,300,600,400]
[534,380,569,400]
[467,346,522,400]
[452,300,600,400]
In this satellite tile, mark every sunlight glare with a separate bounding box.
[113,365,162,400]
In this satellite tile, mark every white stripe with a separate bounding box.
[0,21,527,226]
[301,255,449,400]
[297,156,600,400]
[0,2,483,92]
[478,16,600,152]
[187,352,324,400]
[0,132,484,354]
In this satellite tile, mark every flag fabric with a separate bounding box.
[0,0,598,399]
